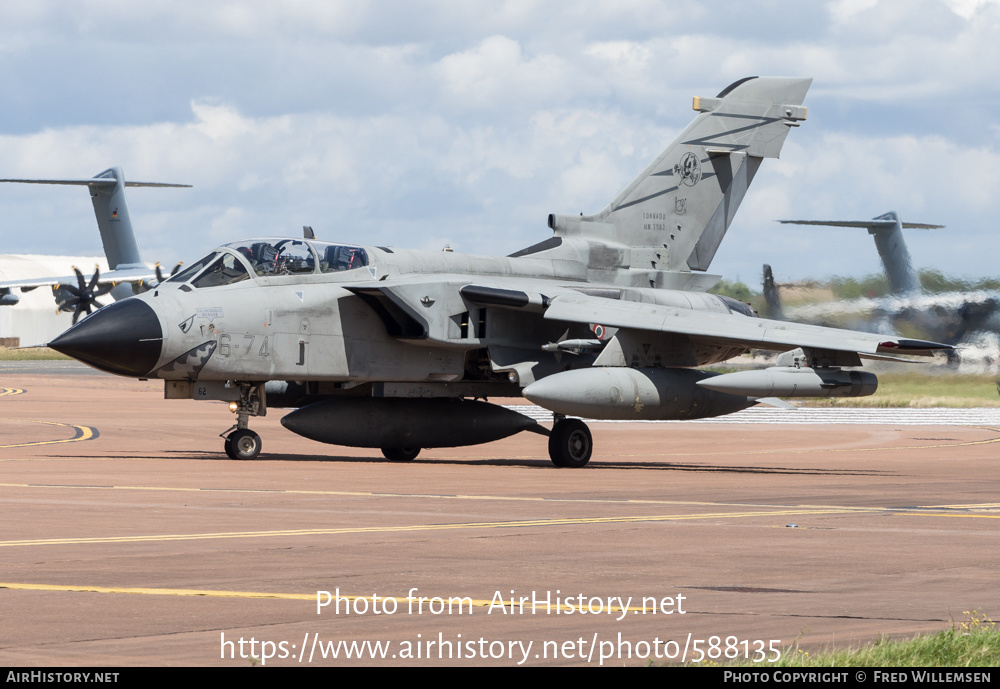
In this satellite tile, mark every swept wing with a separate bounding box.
[543,292,948,362]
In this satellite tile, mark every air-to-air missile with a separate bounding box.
[696,367,878,398]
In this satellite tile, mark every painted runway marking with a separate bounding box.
[2,425,995,462]
[0,418,99,448]
[670,426,1000,457]
[577,426,1000,459]
[0,504,992,550]
[0,581,313,600]
[4,482,1000,518]
[903,513,1000,520]
[0,582,650,613]
[0,388,25,397]
[454,428,1000,460]
[506,405,1000,426]
[0,480,858,507]
[925,502,1000,510]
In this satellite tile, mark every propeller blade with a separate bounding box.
[138,260,184,293]
[87,265,101,292]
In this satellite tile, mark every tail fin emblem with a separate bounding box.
[674,153,702,187]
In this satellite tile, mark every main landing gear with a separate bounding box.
[548,416,592,468]
[222,382,265,460]
[382,447,421,461]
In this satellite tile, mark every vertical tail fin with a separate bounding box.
[762,264,784,319]
[548,76,811,273]
[0,167,190,270]
[778,212,944,296]
[89,167,143,269]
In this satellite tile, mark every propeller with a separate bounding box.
[134,261,184,293]
[155,261,184,284]
[57,266,115,324]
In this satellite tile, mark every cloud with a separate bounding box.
[0,0,997,284]
[717,127,1000,282]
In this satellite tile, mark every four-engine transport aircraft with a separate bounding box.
[0,167,189,323]
[767,213,1000,347]
[46,77,952,467]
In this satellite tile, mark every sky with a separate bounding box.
[0,0,998,287]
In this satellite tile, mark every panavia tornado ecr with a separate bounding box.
[47,77,951,467]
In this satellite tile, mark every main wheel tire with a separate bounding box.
[226,429,262,460]
[548,418,593,468]
[382,447,420,461]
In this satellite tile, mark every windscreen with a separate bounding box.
[166,252,217,284]
[191,253,250,288]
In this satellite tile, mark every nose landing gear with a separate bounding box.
[221,382,266,460]
[225,428,262,460]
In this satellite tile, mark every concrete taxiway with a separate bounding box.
[1,362,999,666]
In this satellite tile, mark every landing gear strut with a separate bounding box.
[548,417,592,468]
[222,381,266,460]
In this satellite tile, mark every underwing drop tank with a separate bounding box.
[522,367,755,420]
[280,397,541,449]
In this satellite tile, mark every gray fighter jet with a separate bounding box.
[46,77,951,467]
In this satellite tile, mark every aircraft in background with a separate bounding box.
[46,77,951,466]
[780,211,941,296]
[0,167,188,323]
[766,212,1000,347]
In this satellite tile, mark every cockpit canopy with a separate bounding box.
[166,238,370,287]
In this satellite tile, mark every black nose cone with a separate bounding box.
[49,299,163,377]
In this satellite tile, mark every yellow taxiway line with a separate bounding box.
[2,481,998,515]
[0,581,656,613]
[0,504,982,550]
[0,481,877,509]
[0,417,98,448]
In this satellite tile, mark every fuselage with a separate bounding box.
[49,236,756,385]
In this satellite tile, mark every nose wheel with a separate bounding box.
[225,428,262,460]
